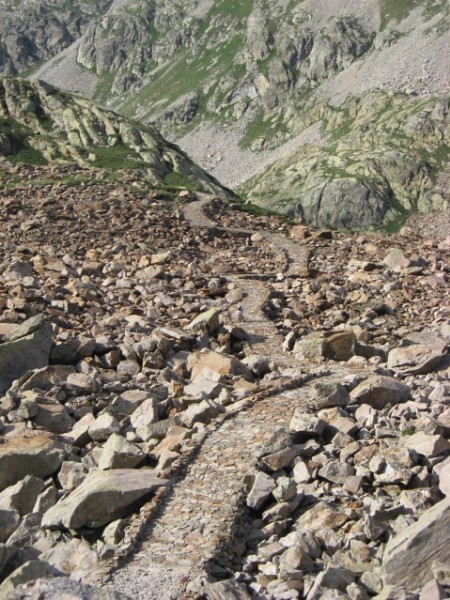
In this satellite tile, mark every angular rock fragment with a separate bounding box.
[0,431,66,492]
[188,350,253,380]
[180,399,225,428]
[388,344,445,375]
[319,461,355,485]
[290,411,326,437]
[311,382,350,409]
[88,414,120,442]
[42,469,168,530]
[186,308,220,333]
[404,432,450,458]
[0,315,53,394]
[98,433,145,470]
[294,330,355,362]
[0,508,20,543]
[0,475,45,515]
[0,560,58,598]
[350,375,410,409]
[382,499,450,589]
[246,472,276,510]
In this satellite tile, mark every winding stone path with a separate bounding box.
[108,198,314,598]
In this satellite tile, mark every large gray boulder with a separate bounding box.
[382,499,450,589]
[350,375,410,409]
[0,431,67,492]
[387,344,445,375]
[0,560,58,598]
[0,475,45,515]
[0,315,53,394]
[42,469,168,530]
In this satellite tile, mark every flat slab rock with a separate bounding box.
[42,469,168,529]
[0,431,67,492]
[382,499,450,589]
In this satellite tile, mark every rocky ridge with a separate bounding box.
[0,77,232,197]
[0,163,449,598]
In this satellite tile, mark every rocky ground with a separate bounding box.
[0,162,449,599]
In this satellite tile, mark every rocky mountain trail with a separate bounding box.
[0,171,448,598]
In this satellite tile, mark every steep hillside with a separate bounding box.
[242,91,450,229]
[0,77,233,196]
[1,0,450,227]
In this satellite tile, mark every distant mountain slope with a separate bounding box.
[0,77,233,197]
[1,0,449,228]
[242,91,450,229]
[0,0,112,75]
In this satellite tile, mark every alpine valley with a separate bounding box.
[0,2,449,600]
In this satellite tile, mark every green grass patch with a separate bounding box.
[380,0,422,29]
[94,71,116,105]
[380,0,448,29]
[163,171,194,189]
[0,117,48,165]
[89,144,141,169]
[240,108,290,150]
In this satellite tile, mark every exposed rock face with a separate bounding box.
[0,0,111,75]
[242,93,450,229]
[0,0,443,229]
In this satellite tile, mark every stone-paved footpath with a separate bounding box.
[108,199,314,598]
[110,379,320,599]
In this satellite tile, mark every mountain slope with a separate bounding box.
[242,91,450,229]
[0,77,233,197]
[0,0,112,75]
[1,0,450,228]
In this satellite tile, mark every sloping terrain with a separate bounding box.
[0,165,449,599]
[10,0,447,229]
[241,91,450,229]
[0,77,232,196]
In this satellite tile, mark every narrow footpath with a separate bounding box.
[109,198,316,598]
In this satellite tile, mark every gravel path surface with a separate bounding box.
[105,198,311,598]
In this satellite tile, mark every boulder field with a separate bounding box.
[0,163,449,599]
